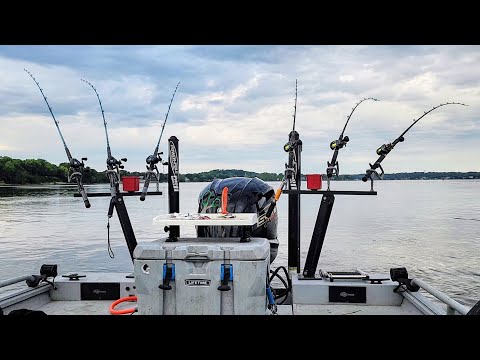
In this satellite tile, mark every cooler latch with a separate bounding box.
[159,263,175,290]
[218,264,233,291]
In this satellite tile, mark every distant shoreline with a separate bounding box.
[2,157,479,185]
[0,182,77,187]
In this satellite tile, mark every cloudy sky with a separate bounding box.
[0,45,478,175]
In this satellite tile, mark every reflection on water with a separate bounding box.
[0,180,479,306]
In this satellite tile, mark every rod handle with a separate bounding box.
[140,174,151,201]
[75,178,91,208]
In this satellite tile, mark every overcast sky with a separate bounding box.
[0,45,478,174]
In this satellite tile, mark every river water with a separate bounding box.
[0,180,479,306]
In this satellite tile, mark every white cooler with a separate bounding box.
[133,237,270,315]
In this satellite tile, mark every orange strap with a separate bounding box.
[109,295,137,315]
[221,187,228,214]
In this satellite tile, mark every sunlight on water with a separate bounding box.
[0,180,479,306]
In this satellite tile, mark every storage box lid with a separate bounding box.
[134,237,270,261]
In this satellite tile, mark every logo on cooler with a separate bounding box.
[185,279,211,286]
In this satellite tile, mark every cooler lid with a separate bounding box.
[134,237,270,261]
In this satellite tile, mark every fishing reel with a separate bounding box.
[283,140,299,152]
[145,152,163,169]
[330,135,349,150]
[107,156,127,169]
[68,157,88,181]
[70,157,88,170]
[106,156,128,184]
[376,139,400,156]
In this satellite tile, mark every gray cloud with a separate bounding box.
[0,45,478,175]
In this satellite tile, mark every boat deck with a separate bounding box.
[0,271,463,315]
[34,302,420,315]
[277,304,419,315]
[39,300,115,315]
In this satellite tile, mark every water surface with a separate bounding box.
[1,180,479,306]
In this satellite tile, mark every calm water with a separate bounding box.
[0,180,479,306]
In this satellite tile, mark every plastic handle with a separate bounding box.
[80,189,91,208]
[108,197,115,217]
[221,187,228,214]
[75,178,91,208]
[265,201,276,218]
[274,187,283,202]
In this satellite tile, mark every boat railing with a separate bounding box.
[411,278,470,315]
[0,275,36,289]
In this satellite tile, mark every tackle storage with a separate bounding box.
[134,237,270,315]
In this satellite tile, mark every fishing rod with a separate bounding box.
[326,97,379,190]
[362,102,468,190]
[24,69,91,208]
[283,79,298,154]
[140,82,180,201]
[267,80,300,219]
[283,79,300,189]
[81,78,127,258]
[81,79,126,192]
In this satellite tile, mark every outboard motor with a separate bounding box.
[197,177,279,263]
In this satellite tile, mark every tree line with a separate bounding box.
[0,156,105,184]
[1,156,479,185]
